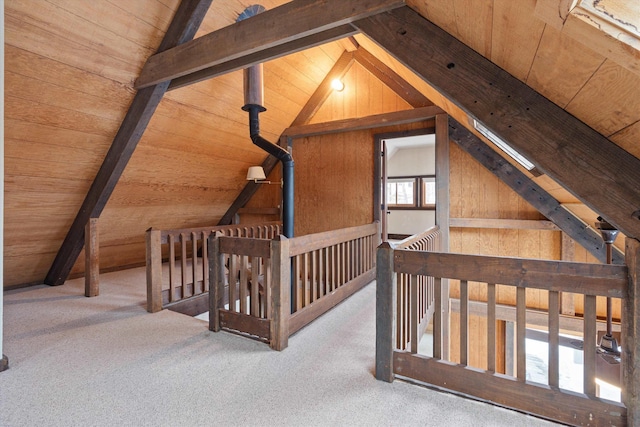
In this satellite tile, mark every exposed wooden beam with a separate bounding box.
[44,0,213,286]
[284,105,444,139]
[354,7,640,240]
[353,47,431,108]
[135,0,407,89]
[168,25,358,91]
[290,50,356,126]
[448,117,625,265]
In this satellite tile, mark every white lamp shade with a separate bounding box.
[246,166,267,181]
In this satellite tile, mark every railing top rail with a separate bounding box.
[155,221,282,240]
[394,250,628,298]
[288,222,379,256]
[396,225,440,249]
[218,236,272,259]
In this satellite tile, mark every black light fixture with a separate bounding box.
[594,216,620,356]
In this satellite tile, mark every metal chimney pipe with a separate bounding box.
[238,5,294,238]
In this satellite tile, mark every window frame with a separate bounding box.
[386,174,436,211]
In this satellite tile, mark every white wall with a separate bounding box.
[386,143,436,236]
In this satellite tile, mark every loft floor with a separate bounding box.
[2,267,558,426]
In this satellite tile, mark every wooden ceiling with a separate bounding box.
[4,0,640,287]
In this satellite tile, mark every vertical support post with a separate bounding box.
[376,242,396,382]
[436,115,450,360]
[624,237,640,425]
[270,236,290,351]
[548,290,560,388]
[146,228,162,313]
[516,287,526,381]
[487,283,496,372]
[84,218,100,297]
[209,234,224,332]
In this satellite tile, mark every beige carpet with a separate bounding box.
[1,267,558,426]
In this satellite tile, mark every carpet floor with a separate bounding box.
[1,267,558,426]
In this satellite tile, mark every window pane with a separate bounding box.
[422,177,436,206]
[387,178,415,206]
[396,181,414,204]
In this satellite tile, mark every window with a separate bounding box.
[386,175,436,210]
[421,176,436,208]
[387,178,415,206]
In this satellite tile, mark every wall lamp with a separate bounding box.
[246,166,282,186]
[331,78,345,92]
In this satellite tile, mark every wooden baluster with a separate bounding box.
[264,254,272,319]
[516,287,526,381]
[239,255,248,314]
[548,290,560,388]
[410,274,419,354]
[487,283,496,372]
[202,232,209,292]
[294,255,301,311]
[146,228,162,313]
[84,218,99,297]
[584,294,597,396]
[228,253,237,312]
[209,234,224,332]
[434,277,442,359]
[303,252,310,307]
[331,245,337,292]
[180,233,188,299]
[191,231,198,295]
[311,250,318,303]
[460,279,468,366]
[168,234,176,303]
[396,273,404,350]
[318,248,325,298]
[250,256,259,317]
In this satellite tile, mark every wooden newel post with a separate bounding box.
[624,237,640,425]
[146,228,163,313]
[84,218,100,297]
[376,241,396,382]
[270,236,290,351]
[209,233,224,332]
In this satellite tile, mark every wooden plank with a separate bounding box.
[219,309,270,341]
[288,223,377,256]
[136,0,407,88]
[393,352,626,426]
[284,106,444,138]
[209,235,223,332]
[395,250,628,297]
[448,118,625,265]
[218,237,271,259]
[166,292,209,317]
[624,237,640,425]
[270,237,290,351]
[516,287,526,381]
[584,295,597,396]
[410,275,418,354]
[548,290,560,388]
[353,47,431,108]
[534,0,576,30]
[168,234,176,303]
[84,218,99,298]
[560,233,576,316]
[487,283,496,373]
[450,218,560,231]
[460,279,468,366]
[376,242,396,382]
[289,269,375,336]
[180,233,187,298]
[44,0,213,286]
[146,228,162,313]
[354,7,640,240]
[168,25,358,90]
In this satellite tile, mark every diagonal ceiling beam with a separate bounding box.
[353,47,431,108]
[354,7,640,239]
[449,117,624,264]
[135,0,407,89]
[44,0,213,286]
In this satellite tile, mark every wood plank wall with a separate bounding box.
[3,0,343,287]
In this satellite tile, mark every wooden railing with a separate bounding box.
[209,222,380,350]
[146,222,282,314]
[376,240,640,426]
[395,226,441,351]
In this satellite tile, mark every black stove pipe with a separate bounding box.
[244,104,294,238]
